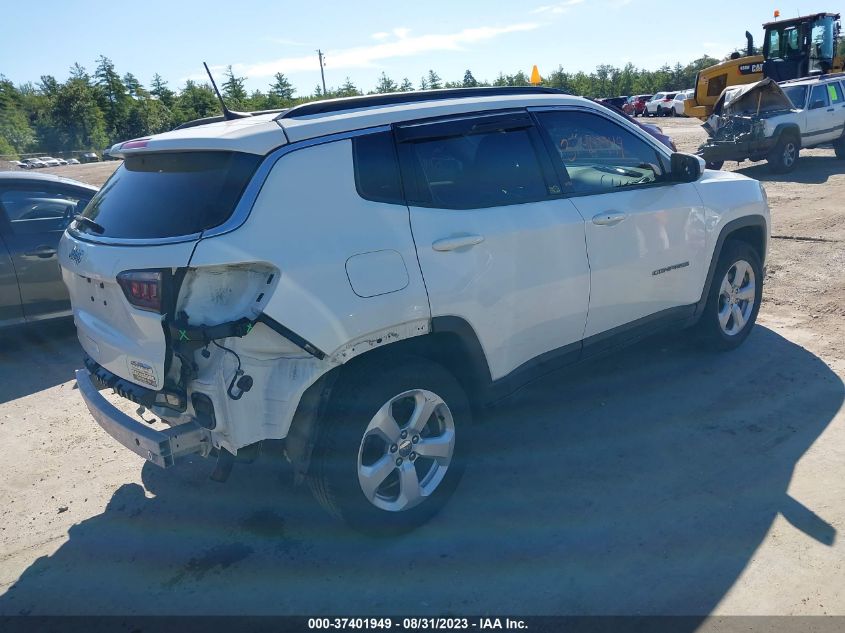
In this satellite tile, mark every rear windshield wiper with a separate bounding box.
[73,215,105,234]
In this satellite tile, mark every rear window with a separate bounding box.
[76,151,261,239]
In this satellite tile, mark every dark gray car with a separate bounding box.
[0,172,97,327]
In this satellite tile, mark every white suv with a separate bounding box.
[644,92,678,116]
[701,76,845,172]
[59,88,770,534]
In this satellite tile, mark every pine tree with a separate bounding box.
[150,73,175,107]
[426,70,442,89]
[221,66,248,107]
[374,72,398,93]
[94,55,129,140]
[398,78,414,92]
[269,72,295,101]
[462,70,478,88]
[123,73,146,98]
[337,77,361,97]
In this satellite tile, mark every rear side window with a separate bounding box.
[76,151,261,239]
[0,188,92,235]
[827,81,844,104]
[352,132,404,204]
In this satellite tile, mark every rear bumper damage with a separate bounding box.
[75,368,212,468]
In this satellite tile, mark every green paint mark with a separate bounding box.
[246,323,253,334]
[178,330,190,341]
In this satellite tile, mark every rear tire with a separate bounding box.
[695,241,763,351]
[308,356,471,535]
[767,134,799,173]
[833,136,845,159]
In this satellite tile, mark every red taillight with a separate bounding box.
[117,270,163,312]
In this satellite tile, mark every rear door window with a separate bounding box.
[75,151,261,239]
[397,114,553,209]
[826,81,844,104]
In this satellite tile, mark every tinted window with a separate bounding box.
[0,188,92,235]
[352,132,403,204]
[76,151,261,239]
[535,110,667,195]
[810,84,830,109]
[401,127,549,209]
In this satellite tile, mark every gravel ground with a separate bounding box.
[0,120,843,616]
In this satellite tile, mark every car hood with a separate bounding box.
[722,78,794,117]
[705,79,796,136]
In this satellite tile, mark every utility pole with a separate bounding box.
[316,49,327,95]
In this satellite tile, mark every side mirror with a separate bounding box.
[670,152,704,182]
[810,99,826,110]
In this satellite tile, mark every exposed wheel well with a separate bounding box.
[724,224,766,263]
[774,125,801,148]
[338,324,491,406]
[285,320,491,480]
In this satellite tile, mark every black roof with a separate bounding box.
[277,86,568,119]
[763,12,840,28]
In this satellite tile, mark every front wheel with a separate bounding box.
[767,135,799,173]
[308,356,471,535]
[695,241,763,350]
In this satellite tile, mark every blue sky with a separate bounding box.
[2,1,833,95]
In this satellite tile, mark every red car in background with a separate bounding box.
[623,94,653,117]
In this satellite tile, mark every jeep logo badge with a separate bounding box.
[68,246,84,265]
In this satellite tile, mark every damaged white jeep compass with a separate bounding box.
[60,87,770,534]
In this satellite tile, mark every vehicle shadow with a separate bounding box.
[0,326,841,621]
[734,153,840,184]
[0,319,81,404]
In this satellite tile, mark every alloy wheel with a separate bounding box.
[782,142,797,168]
[357,389,456,512]
[717,259,756,336]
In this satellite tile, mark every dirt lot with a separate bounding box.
[0,119,843,617]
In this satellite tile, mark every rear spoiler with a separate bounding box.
[173,108,291,131]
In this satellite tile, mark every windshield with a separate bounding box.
[810,16,836,72]
[75,151,261,239]
[782,85,808,108]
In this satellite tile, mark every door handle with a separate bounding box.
[432,234,485,252]
[827,108,835,112]
[592,212,627,226]
[24,246,56,258]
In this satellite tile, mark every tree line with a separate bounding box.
[0,54,722,159]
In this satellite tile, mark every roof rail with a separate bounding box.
[277,87,568,119]
[778,72,845,85]
[173,108,290,131]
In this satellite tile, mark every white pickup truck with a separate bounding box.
[699,75,845,172]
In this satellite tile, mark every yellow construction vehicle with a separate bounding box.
[685,11,843,120]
